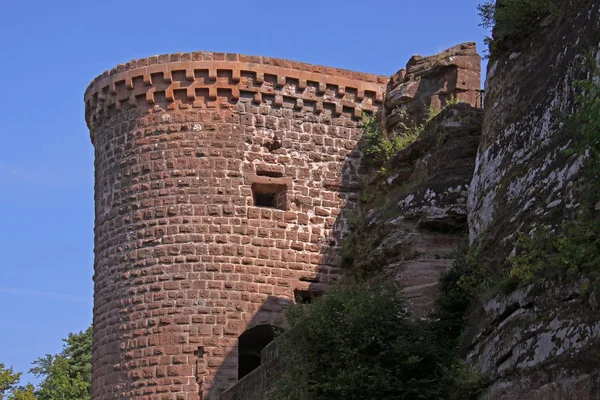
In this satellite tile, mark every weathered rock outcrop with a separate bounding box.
[468,2,600,267]
[330,43,483,316]
[384,42,482,127]
[467,1,600,398]
[467,280,600,400]
[347,103,483,315]
[335,44,484,316]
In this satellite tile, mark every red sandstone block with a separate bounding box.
[259,285,273,295]
[286,232,299,241]
[306,243,320,253]
[247,208,260,219]
[297,232,310,242]
[289,263,304,271]
[281,250,295,262]
[275,240,290,249]
[163,282,180,291]
[250,293,267,303]
[274,287,289,297]
[296,253,310,264]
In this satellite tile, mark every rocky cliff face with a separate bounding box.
[469,1,600,267]
[467,281,600,399]
[343,43,483,315]
[467,1,600,398]
[346,103,482,315]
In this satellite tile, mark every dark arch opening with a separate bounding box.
[238,324,277,379]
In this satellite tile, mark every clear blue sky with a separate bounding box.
[0,0,488,384]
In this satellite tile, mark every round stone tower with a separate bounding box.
[84,51,386,399]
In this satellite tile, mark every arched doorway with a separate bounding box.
[237,325,277,379]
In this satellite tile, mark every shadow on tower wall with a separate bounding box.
[201,139,363,400]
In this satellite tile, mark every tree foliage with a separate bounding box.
[30,356,89,400]
[30,326,92,400]
[1,326,92,400]
[272,283,484,400]
[0,364,36,400]
[0,364,21,399]
[61,326,92,388]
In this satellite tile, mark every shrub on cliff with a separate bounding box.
[272,282,484,400]
[362,112,420,166]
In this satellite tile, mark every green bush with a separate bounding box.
[432,241,493,343]
[362,111,420,166]
[509,217,600,286]
[272,282,484,400]
[572,56,600,172]
[362,96,460,166]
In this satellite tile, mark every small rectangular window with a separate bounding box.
[252,183,287,210]
[256,170,283,178]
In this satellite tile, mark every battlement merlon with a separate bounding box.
[84,52,389,142]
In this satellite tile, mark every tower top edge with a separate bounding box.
[85,51,389,100]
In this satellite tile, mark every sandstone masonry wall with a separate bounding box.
[84,52,386,399]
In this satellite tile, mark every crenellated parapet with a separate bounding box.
[84,52,387,143]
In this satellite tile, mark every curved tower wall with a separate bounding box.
[85,51,386,399]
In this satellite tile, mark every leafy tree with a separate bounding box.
[9,385,36,400]
[2,326,92,400]
[0,364,36,400]
[0,364,22,399]
[30,356,88,400]
[61,327,92,387]
[30,326,92,400]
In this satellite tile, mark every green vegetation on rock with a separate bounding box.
[362,96,462,166]
[508,216,600,288]
[362,111,420,166]
[507,56,600,290]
